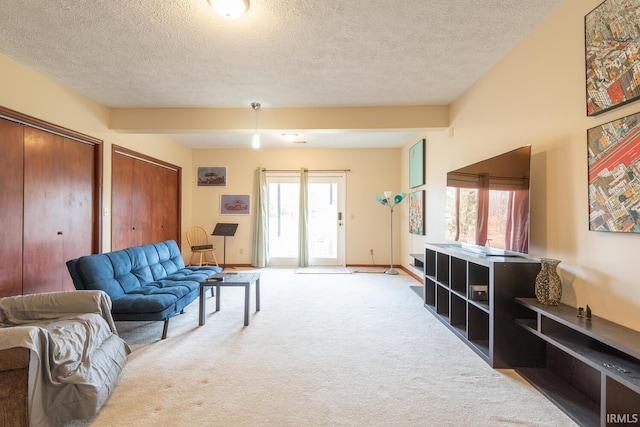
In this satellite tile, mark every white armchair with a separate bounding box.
[0,291,130,427]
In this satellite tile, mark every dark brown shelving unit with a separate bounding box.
[422,243,542,368]
[515,298,640,427]
[410,253,424,271]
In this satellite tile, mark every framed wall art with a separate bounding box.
[587,110,640,232]
[409,139,425,188]
[585,0,640,116]
[197,166,226,186]
[220,194,251,215]
[408,190,425,235]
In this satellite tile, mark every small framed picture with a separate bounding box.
[197,167,226,186]
[409,190,425,235]
[409,139,425,188]
[221,194,250,215]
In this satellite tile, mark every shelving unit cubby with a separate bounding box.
[514,298,640,427]
[410,253,424,271]
[422,243,542,368]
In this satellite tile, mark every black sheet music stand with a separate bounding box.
[211,223,238,269]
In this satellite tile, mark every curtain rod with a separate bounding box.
[261,168,351,173]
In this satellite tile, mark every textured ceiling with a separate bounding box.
[0,0,564,148]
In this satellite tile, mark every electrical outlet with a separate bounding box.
[370,249,374,255]
[239,248,244,255]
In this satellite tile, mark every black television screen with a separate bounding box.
[445,145,531,255]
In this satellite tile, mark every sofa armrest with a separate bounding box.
[0,346,29,371]
[0,346,29,427]
[0,291,118,333]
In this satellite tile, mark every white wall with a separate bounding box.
[401,0,640,331]
[190,148,401,266]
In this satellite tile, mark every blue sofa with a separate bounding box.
[66,240,221,339]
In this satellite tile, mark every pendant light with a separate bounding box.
[251,102,261,149]
[209,0,249,20]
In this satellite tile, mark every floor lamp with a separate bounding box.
[375,191,407,275]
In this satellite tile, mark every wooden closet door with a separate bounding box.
[62,137,95,286]
[23,127,65,294]
[152,165,179,243]
[0,119,24,297]
[111,147,181,250]
[132,158,154,246]
[111,152,135,251]
[22,129,95,293]
[164,168,179,242]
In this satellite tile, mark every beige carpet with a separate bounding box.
[68,268,576,427]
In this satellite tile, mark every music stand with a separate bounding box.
[211,223,238,270]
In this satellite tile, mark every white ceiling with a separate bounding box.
[0,0,564,148]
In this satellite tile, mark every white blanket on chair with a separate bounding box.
[0,291,130,427]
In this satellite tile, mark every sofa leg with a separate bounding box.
[162,318,170,339]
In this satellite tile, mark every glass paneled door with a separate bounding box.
[267,173,346,266]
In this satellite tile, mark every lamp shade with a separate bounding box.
[394,193,407,204]
[210,0,249,19]
[252,133,261,149]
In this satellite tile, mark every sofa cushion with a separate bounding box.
[126,246,155,285]
[111,292,179,316]
[75,253,135,297]
[152,240,191,277]
[164,268,219,282]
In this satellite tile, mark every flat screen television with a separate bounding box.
[445,145,531,256]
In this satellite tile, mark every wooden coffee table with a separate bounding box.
[199,272,260,326]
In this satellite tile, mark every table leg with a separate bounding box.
[244,284,250,326]
[256,278,260,312]
[215,285,221,312]
[199,285,206,326]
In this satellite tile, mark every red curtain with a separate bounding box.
[505,189,529,253]
[453,187,461,241]
[475,174,489,246]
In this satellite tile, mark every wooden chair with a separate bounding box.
[186,226,219,267]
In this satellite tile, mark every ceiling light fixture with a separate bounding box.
[251,102,261,149]
[209,0,249,20]
[282,133,298,141]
